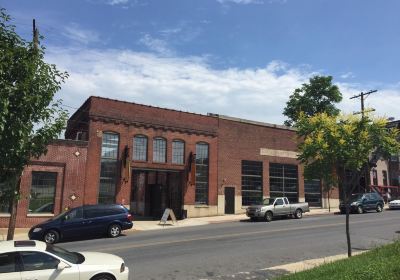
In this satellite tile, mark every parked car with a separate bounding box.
[246,197,310,222]
[339,192,384,214]
[388,199,400,210]
[0,240,129,280]
[29,204,133,244]
[29,202,54,213]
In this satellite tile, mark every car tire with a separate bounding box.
[91,273,115,280]
[44,230,59,244]
[294,209,303,219]
[357,206,363,214]
[265,211,273,222]
[340,209,346,215]
[376,204,383,213]
[250,217,257,222]
[108,224,121,238]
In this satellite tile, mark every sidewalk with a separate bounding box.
[0,207,339,241]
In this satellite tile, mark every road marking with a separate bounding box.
[97,216,399,252]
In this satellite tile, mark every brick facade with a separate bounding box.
[2,96,343,227]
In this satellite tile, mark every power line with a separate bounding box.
[350,90,377,118]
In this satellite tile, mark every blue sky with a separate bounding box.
[2,0,400,124]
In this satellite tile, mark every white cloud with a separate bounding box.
[107,0,129,5]
[340,72,355,79]
[45,47,400,125]
[139,34,174,56]
[62,23,100,45]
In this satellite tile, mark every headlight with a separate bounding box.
[120,263,125,273]
[255,208,261,212]
[33,228,42,233]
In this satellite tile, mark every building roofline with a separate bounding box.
[210,114,296,131]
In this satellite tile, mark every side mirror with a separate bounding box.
[57,262,70,270]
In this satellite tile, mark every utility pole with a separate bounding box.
[33,19,39,50]
[350,89,377,118]
[349,89,378,195]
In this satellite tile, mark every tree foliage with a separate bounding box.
[283,75,342,127]
[296,112,400,256]
[0,8,68,211]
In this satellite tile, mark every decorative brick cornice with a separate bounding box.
[89,114,217,137]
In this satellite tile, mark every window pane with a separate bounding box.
[0,252,17,273]
[153,138,167,163]
[269,163,298,203]
[20,251,59,271]
[305,179,321,207]
[172,140,185,164]
[101,133,119,159]
[195,143,209,204]
[29,172,56,213]
[98,132,119,204]
[134,135,147,161]
[242,160,263,206]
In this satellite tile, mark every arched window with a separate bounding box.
[195,142,209,204]
[99,132,119,204]
[172,140,185,164]
[153,137,167,163]
[133,135,148,161]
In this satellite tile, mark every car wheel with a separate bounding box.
[265,211,273,222]
[44,230,59,244]
[108,224,121,238]
[250,217,257,222]
[294,209,303,219]
[340,209,346,214]
[376,204,383,213]
[91,273,115,280]
[357,206,363,214]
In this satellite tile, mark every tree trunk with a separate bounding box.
[342,167,352,257]
[7,177,21,241]
[328,188,331,212]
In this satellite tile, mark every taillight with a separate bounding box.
[120,263,125,273]
[127,213,133,221]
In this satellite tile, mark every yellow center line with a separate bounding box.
[99,216,399,252]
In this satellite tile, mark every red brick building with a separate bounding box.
[1,96,341,227]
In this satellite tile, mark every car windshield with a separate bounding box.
[263,198,275,205]
[350,194,364,202]
[46,244,85,264]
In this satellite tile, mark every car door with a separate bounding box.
[364,194,374,210]
[59,207,86,239]
[83,206,110,236]
[274,198,287,216]
[18,251,79,280]
[0,252,21,280]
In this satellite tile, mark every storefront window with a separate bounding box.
[29,172,57,213]
[99,132,119,204]
[241,160,263,206]
[270,163,298,203]
[195,143,209,204]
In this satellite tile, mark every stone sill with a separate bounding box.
[194,205,210,208]
[27,213,55,217]
[0,214,11,217]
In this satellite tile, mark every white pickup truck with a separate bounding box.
[246,197,310,222]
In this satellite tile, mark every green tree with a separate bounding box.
[283,75,342,127]
[296,113,400,257]
[0,8,68,240]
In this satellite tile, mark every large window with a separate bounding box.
[172,140,185,164]
[304,179,321,207]
[269,163,298,203]
[372,170,378,185]
[99,132,119,204]
[195,143,209,204]
[133,135,147,161]
[383,170,388,186]
[241,160,263,206]
[29,172,57,213]
[153,138,167,163]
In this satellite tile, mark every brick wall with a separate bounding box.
[0,140,88,228]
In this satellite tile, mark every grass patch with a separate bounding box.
[277,240,400,280]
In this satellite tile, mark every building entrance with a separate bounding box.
[130,169,183,219]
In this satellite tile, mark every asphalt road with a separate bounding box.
[61,210,400,280]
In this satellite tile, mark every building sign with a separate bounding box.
[260,148,298,159]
